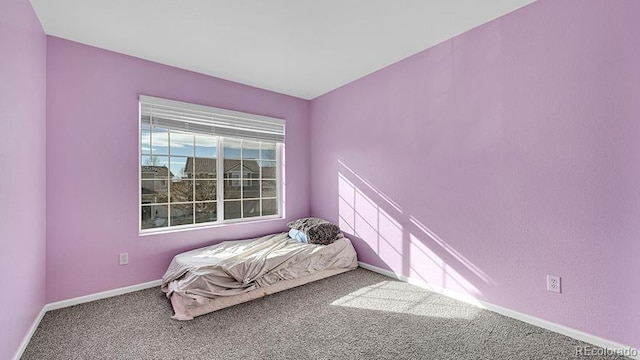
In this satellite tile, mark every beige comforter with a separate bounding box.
[161,232,357,300]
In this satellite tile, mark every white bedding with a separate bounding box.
[161,232,358,310]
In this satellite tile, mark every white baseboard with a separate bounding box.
[44,279,162,312]
[14,279,162,360]
[13,307,46,360]
[358,262,639,359]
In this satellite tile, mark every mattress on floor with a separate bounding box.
[161,232,358,319]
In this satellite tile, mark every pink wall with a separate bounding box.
[310,0,640,349]
[0,0,47,357]
[46,37,311,303]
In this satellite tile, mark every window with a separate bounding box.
[139,96,285,232]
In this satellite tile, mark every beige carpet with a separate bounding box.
[22,268,629,359]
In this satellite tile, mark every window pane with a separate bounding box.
[261,180,277,197]
[151,127,169,155]
[170,180,193,202]
[223,139,242,159]
[260,161,277,179]
[194,158,216,178]
[170,156,192,179]
[242,141,260,159]
[242,179,260,199]
[141,156,169,180]
[195,202,217,224]
[243,200,260,218]
[261,143,276,160]
[141,180,168,204]
[141,125,151,154]
[170,204,194,226]
[223,180,241,200]
[262,199,277,216]
[224,201,241,220]
[195,180,216,201]
[223,159,242,179]
[141,204,168,229]
[243,160,260,179]
[169,132,194,157]
[195,135,217,158]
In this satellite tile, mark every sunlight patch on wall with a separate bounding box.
[409,233,480,295]
[377,210,403,270]
[337,159,491,300]
[339,171,404,269]
[410,216,494,285]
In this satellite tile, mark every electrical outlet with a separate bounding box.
[547,275,561,293]
[119,252,129,266]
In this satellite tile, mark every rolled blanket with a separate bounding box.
[287,217,342,245]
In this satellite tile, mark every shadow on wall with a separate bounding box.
[337,159,495,298]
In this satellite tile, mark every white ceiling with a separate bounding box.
[30,0,537,100]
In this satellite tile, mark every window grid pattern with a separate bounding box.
[140,125,279,231]
[222,139,278,221]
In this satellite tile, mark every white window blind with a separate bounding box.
[139,95,285,143]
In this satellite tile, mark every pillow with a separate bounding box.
[288,228,308,243]
[287,217,342,245]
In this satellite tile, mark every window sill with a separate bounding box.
[139,215,285,237]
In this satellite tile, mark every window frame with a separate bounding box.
[138,98,285,235]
